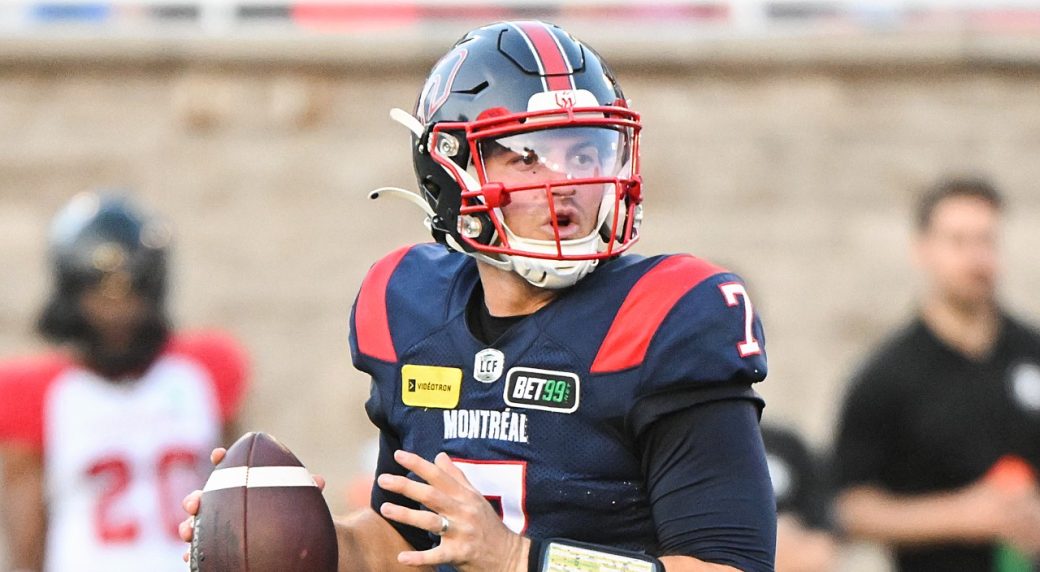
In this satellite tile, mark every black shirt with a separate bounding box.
[834,313,1040,572]
[464,285,527,346]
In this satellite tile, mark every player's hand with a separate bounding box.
[377,450,530,571]
[177,447,326,562]
[178,447,226,562]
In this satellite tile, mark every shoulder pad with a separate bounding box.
[168,331,250,422]
[351,243,470,365]
[591,255,727,373]
[592,254,767,394]
[0,354,70,451]
[352,245,414,362]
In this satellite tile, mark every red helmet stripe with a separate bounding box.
[513,21,575,92]
[355,244,413,362]
[591,255,725,373]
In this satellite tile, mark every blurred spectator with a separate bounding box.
[762,423,839,572]
[833,176,1040,571]
[0,192,248,572]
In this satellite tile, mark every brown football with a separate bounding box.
[189,432,338,572]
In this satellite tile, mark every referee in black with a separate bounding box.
[834,176,1040,571]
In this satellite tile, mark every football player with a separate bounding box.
[0,192,248,572]
[181,20,775,572]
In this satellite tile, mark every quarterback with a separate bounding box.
[182,20,775,572]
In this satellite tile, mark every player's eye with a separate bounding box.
[568,145,600,171]
[508,149,540,171]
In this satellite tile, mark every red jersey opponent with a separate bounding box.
[0,192,248,572]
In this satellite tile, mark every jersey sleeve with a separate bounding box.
[605,258,767,433]
[642,399,776,570]
[0,355,68,452]
[350,244,414,368]
[169,332,250,422]
[640,272,766,392]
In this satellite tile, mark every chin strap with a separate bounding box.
[500,222,603,289]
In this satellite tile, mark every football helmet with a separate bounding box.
[380,21,643,289]
[47,191,169,301]
[38,191,172,377]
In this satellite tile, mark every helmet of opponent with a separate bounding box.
[403,20,643,289]
[39,191,171,343]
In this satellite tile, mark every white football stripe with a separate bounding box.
[203,466,316,492]
[247,466,316,488]
[204,466,247,491]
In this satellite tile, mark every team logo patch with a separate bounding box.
[526,89,598,113]
[503,367,579,413]
[473,348,505,383]
[401,365,462,409]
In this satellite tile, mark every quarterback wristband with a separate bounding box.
[528,538,664,572]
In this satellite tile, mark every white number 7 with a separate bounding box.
[453,459,528,534]
[719,282,762,357]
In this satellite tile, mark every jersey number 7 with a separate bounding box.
[719,282,762,357]
[453,459,528,534]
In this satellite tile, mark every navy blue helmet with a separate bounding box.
[404,21,644,289]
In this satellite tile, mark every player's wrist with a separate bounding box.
[508,535,531,572]
[527,538,663,572]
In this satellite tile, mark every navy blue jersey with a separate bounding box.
[349,243,768,558]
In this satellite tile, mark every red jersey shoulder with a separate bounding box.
[0,352,73,450]
[592,255,728,373]
[353,243,421,363]
[167,331,250,422]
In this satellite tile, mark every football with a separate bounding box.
[189,432,339,572]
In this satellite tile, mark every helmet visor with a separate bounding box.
[477,126,632,187]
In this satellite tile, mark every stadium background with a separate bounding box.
[1,1,1039,569]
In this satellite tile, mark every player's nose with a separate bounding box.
[551,183,577,196]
